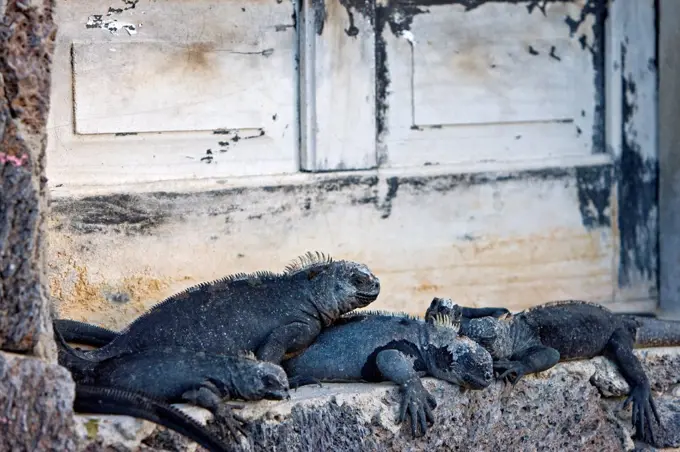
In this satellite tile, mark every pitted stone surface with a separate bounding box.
[0,351,77,451]
[75,349,680,452]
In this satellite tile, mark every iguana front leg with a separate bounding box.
[604,328,660,445]
[424,297,509,324]
[460,307,511,319]
[375,349,437,438]
[494,345,560,386]
[256,322,321,365]
[181,380,248,440]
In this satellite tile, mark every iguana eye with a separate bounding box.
[350,268,371,285]
[263,375,279,387]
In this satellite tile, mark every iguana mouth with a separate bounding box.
[461,371,493,390]
[266,388,290,400]
[356,291,379,302]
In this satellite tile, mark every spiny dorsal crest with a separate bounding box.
[118,270,281,335]
[525,299,607,313]
[237,350,258,361]
[432,313,461,333]
[341,309,421,321]
[283,251,334,275]
[184,271,279,293]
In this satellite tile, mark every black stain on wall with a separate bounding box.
[52,166,614,234]
[51,194,170,235]
[575,165,612,229]
[617,43,659,289]
[380,177,400,219]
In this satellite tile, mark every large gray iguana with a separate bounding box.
[55,325,290,444]
[58,252,380,370]
[56,252,379,441]
[281,310,494,437]
[425,297,680,445]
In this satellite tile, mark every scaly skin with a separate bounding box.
[55,319,118,347]
[282,311,493,438]
[425,298,676,446]
[56,328,290,440]
[74,384,231,452]
[57,252,380,372]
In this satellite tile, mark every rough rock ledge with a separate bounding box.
[76,348,680,452]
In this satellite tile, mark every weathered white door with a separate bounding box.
[300,0,658,310]
[47,0,658,327]
[47,0,298,188]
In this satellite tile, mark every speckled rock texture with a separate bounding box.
[0,0,57,357]
[0,2,77,451]
[0,351,77,451]
[77,348,680,452]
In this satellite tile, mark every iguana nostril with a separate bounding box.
[484,371,493,381]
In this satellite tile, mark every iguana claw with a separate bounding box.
[493,360,526,386]
[214,403,249,440]
[288,375,323,390]
[623,385,660,445]
[397,378,437,438]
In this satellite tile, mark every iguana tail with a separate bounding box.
[55,319,119,347]
[74,384,230,452]
[628,316,680,348]
[54,322,99,379]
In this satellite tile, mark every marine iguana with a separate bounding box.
[58,327,290,440]
[56,319,119,347]
[58,252,380,371]
[282,311,494,438]
[425,297,680,445]
[51,305,510,350]
[74,384,231,452]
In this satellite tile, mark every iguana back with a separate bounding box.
[62,252,380,367]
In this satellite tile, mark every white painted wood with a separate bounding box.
[72,41,287,135]
[381,1,599,168]
[659,0,680,317]
[48,153,614,199]
[605,0,657,162]
[47,0,298,188]
[299,0,377,171]
[413,3,595,126]
[605,0,659,304]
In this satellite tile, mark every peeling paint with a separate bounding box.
[85,1,139,35]
[370,0,606,157]
[200,149,213,164]
[564,0,607,155]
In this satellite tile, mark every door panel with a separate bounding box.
[47,0,298,189]
[380,1,600,168]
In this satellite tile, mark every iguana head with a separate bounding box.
[425,323,494,390]
[284,252,381,325]
[424,297,462,325]
[229,355,290,401]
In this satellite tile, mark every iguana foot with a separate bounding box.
[182,383,250,440]
[214,403,249,440]
[624,385,661,445]
[288,375,323,390]
[493,360,527,386]
[397,378,437,438]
